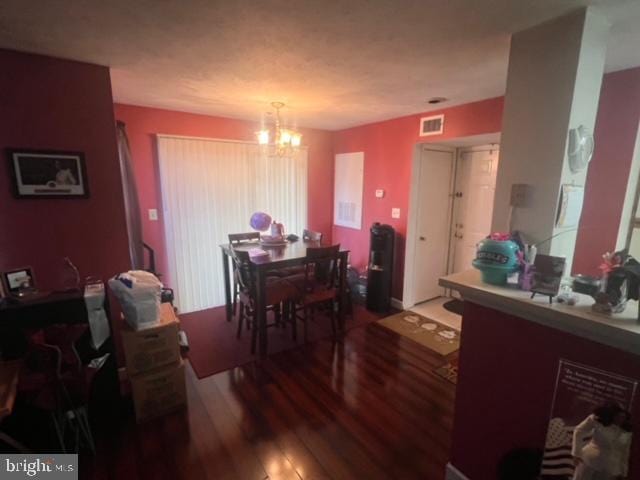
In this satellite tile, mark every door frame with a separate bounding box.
[403,143,456,309]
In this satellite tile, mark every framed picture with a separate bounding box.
[531,254,566,298]
[7,149,89,198]
[2,267,36,295]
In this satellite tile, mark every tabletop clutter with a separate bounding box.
[109,271,186,423]
[472,232,640,320]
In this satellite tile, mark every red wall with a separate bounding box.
[332,98,504,300]
[574,67,640,275]
[451,302,640,478]
[0,49,131,290]
[113,104,334,284]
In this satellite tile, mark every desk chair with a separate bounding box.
[0,361,29,452]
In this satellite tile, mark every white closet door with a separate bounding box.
[452,149,499,273]
[413,148,455,303]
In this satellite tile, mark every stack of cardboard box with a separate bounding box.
[122,303,186,422]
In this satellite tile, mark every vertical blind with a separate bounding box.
[158,136,308,313]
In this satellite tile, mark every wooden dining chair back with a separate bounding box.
[230,247,298,354]
[302,229,323,243]
[228,233,260,319]
[229,248,253,295]
[228,232,260,244]
[292,244,341,341]
[304,245,339,290]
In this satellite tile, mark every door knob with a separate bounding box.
[419,236,426,241]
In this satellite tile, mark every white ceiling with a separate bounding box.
[0,0,639,130]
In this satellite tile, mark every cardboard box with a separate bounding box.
[130,359,186,423]
[122,303,180,376]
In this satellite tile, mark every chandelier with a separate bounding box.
[257,102,302,157]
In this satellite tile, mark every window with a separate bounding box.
[157,136,307,313]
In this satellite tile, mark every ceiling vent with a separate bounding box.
[419,114,445,137]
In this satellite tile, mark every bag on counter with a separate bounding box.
[108,270,163,330]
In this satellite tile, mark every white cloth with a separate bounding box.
[84,282,110,349]
[572,414,631,479]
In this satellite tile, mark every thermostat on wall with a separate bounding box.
[375,189,385,198]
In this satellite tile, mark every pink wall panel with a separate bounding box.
[0,49,130,290]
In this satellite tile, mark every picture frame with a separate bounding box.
[2,267,36,295]
[7,148,89,198]
[531,254,566,299]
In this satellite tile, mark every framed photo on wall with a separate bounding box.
[7,149,89,198]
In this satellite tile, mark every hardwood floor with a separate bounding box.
[81,320,457,480]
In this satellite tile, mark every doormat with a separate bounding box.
[442,298,464,316]
[376,311,460,356]
[434,357,459,384]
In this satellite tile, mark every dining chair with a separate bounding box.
[302,229,323,242]
[230,248,299,354]
[228,232,261,316]
[291,244,341,342]
[274,229,325,279]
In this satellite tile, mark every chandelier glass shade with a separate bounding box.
[257,102,302,157]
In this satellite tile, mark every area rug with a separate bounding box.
[434,357,459,384]
[180,304,385,379]
[376,311,460,356]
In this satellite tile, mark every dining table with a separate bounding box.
[219,240,350,356]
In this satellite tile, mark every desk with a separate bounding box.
[0,291,87,328]
[0,291,110,358]
[0,291,120,430]
[220,241,350,356]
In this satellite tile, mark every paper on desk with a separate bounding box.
[84,282,110,349]
[248,248,269,258]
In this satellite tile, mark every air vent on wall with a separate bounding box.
[337,201,357,223]
[419,114,445,137]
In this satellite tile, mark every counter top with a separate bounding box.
[439,270,640,356]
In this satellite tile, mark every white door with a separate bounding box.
[413,147,455,303]
[451,148,499,273]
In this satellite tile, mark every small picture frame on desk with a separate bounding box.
[2,267,37,297]
[530,254,566,303]
[7,149,89,198]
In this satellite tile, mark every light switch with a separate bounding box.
[391,208,401,219]
[375,189,385,198]
[148,209,158,221]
